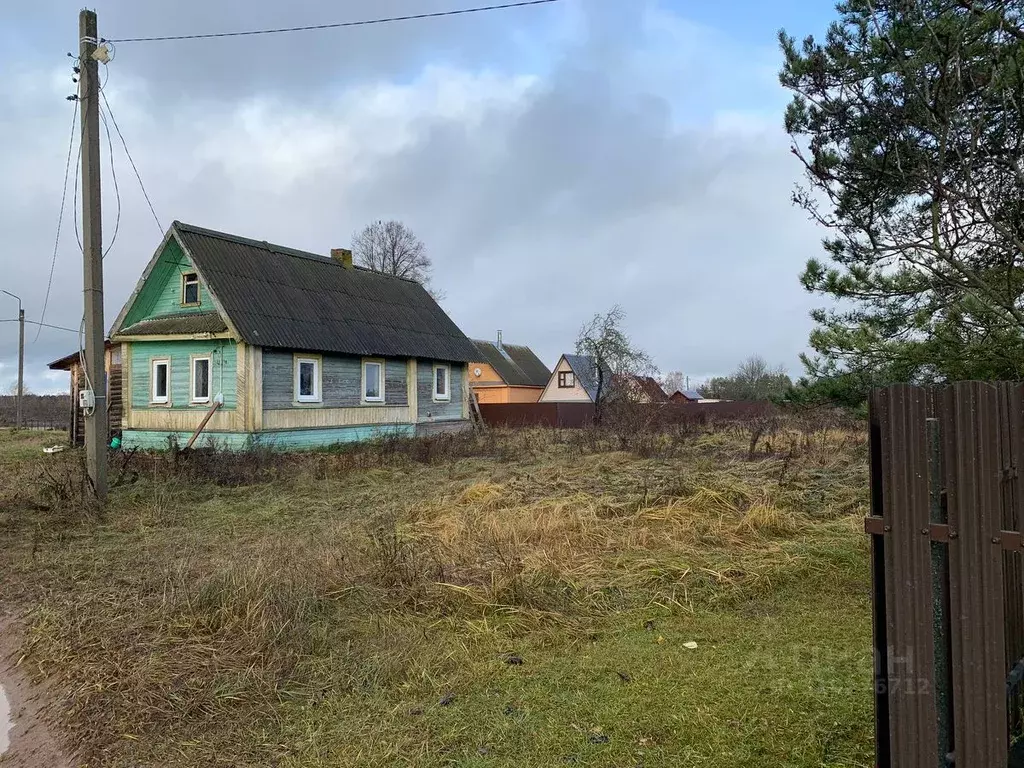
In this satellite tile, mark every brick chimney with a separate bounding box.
[330,248,353,269]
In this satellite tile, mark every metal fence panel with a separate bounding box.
[942,383,1008,766]
[868,391,892,767]
[876,385,939,767]
[869,383,1024,766]
[1001,384,1024,742]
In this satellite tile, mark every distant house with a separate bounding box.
[539,354,613,404]
[469,334,551,404]
[48,340,122,446]
[105,221,478,450]
[670,389,705,404]
[623,375,669,404]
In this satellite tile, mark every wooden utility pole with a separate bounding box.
[16,307,23,429]
[1,290,24,428]
[79,9,107,501]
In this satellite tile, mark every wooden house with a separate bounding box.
[669,389,704,403]
[48,341,123,446]
[539,354,612,403]
[624,375,669,404]
[469,335,551,404]
[103,221,476,450]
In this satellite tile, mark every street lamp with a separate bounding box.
[1,289,24,429]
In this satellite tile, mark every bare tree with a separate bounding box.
[660,370,687,395]
[699,355,791,401]
[352,220,443,300]
[575,305,656,419]
[2,381,30,396]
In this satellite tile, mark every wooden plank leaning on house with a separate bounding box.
[185,400,222,450]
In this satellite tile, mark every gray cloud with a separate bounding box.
[0,0,823,393]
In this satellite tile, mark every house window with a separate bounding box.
[191,356,211,403]
[558,371,575,388]
[151,360,169,404]
[294,357,321,403]
[182,272,200,306]
[362,359,384,403]
[433,364,450,402]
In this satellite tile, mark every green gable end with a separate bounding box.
[120,237,215,329]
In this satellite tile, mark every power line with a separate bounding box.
[98,100,122,259]
[100,90,163,234]
[36,104,79,342]
[72,109,84,254]
[1,319,80,334]
[104,0,561,43]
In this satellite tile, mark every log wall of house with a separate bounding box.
[261,351,409,409]
[67,347,123,446]
[416,361,466,422]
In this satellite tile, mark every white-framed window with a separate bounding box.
[362,359,384,403]
[182,272,200,306]
[191,356,211,403]
[294,356,321,403]
[151,359,169,404]
[433,363,450,402]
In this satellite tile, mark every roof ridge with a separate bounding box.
[172,221,424,286]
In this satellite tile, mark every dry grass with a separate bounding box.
[0,417,873,767]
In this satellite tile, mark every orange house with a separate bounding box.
[469,336,551,404]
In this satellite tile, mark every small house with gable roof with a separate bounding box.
[107,221,477,450]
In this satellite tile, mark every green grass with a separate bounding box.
[0,423,874,767]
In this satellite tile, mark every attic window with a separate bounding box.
[182,272,200,306]
[558,371,575,388]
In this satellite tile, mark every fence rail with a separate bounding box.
[867,383,1024,767]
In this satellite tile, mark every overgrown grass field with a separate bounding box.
[0,418,875,767]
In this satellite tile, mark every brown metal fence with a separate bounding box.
[867,383,1024,767]
[478,402,594,428]
[477,401,776,429]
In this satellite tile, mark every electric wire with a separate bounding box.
[0,319,80,334]
[99,100,122,259]
[36,104,79,342]
[103,0,560,43]
[100,89,163,234]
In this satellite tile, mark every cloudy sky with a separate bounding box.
[1,0,835,394]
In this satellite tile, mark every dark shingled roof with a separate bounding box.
[166,222,478,361]
[562,354,612,401]
[472,340,551,387]
[48,340,114,371]
[120,311,228,336]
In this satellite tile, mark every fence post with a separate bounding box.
[927,416,953,763]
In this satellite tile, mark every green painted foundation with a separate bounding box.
[121,424,420,451]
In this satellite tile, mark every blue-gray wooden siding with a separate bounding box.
[262,350,408,410]
[417,361,464,421]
